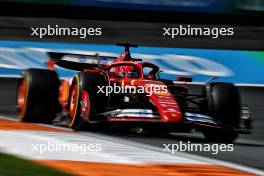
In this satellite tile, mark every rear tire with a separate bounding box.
[68,72,108,130]
[203,82,240,143]
[17,69,60,123]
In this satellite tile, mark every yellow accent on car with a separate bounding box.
[69,75,80,128]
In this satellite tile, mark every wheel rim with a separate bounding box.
[80,90,91,121]
[69,84,78,119]
[17,79,28,118]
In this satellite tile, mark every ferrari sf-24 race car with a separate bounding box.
[17,44,252,142]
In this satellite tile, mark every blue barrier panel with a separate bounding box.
[0,40,263,84]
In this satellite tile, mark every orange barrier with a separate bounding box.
[0,118,69,132]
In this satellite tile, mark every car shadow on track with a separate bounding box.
[93,128,264,147]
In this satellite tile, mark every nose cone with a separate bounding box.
[150,93,182,122]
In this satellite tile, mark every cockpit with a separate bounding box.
[106,61,159,80]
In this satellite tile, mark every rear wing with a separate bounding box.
[47,52,117,71]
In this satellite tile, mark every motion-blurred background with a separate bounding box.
[0,0,263,173]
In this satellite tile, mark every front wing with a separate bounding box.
[96,107,252,134]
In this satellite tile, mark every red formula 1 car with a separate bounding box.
[17,44,252,142]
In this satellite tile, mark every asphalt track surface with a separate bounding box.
[0,78,263,171]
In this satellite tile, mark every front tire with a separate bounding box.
[203,129,238,143]
[68,72,108,130]
[203,82,240,143]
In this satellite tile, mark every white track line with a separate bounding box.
[89,132,264,175]
[0,130,206,164]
